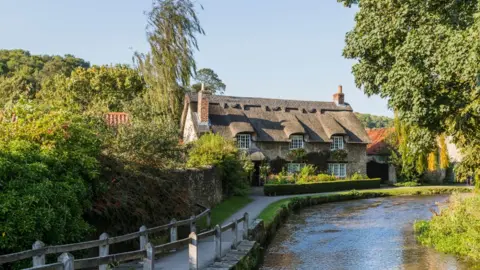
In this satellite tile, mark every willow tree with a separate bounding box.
[136,0,204,125]
[338,0,480,181]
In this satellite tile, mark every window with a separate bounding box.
[328,163,347,178]
[330,136,344,151]
[287,163,305,174]
[237,134,251,149]
[290,135,304,149]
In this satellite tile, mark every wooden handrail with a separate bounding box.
[0,207,211,264]
[4,211,249,270]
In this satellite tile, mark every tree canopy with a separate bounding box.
[191,68,226,94]
[341,0,480,178]
[355,113,393,128]
[0,49,89,103]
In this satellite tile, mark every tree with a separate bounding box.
[355,113,393,128]
[136,0,204,125]
[37,65,145,113]
[339,0,480,179]
[191,68,226,94]
[0,49,89,102]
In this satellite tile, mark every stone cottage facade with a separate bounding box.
[180,86,371,183]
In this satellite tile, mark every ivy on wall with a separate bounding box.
[330,149,348,162]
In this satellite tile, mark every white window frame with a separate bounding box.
[330,136,344,151]
[290,135,304,150]
[328,163,347,178]
[237,134,251,149]
[287,163,305,174]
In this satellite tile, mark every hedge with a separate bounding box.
[263,178,381,196]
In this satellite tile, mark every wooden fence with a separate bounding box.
[0,207,249,269]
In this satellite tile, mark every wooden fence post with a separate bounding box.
[206,210,211,228]
[58,253,74,270]
[231,219,238,249]
[214,225,222,261]
[170,218,177,242]
[139,225,148,250]
[143,243,155,270]
[190,215,196,233]
[32,240,45,267]
[188,232,198,270]
[243,212,249,240]
[98,233,109,270]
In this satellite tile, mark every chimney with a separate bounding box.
[197,83,210,124]
[333,85,345,105]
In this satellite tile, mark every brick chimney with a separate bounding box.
[197,83,210,124]
[333,85,345,105]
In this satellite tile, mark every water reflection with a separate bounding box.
[261,195,473,270]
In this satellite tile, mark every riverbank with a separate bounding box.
[414,192,480,264]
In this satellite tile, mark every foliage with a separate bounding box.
[136,0,204,125]
[191,68,226,95]
[304,151,330,172]
[414,193,480,262]
[0,101,104,256]
[264,178,381,196]
[439,135,450,170]
[0,49,89,104]
[259,163,271,181]
[37,65,145,113]
[105,117,183,169]
[350,172,369,180]
[269,157,288,174]
[355,113,393,128]
[394,181,420,187]
[286,148,307,162]
[186,133,250,195]
[340,0,480,182]
[330,149,348,162]
[427,151,438,172]
[297,165,317,183]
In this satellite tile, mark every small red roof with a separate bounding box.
[366,128,394,155]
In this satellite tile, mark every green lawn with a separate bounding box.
[199,196,253,229]
[258,186,472,226]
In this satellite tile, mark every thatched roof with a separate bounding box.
[183,93,370,144]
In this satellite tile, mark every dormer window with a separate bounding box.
[330,136,344,151]
[290,135,304,149]
[237,134,251,149]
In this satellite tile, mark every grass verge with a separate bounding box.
[258,186,472,226]
[198,196,253,229]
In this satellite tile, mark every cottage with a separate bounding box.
[180,85,371,184]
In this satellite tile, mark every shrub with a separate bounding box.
[350,172,370,180]
[316,173,337,182]
[297,165,317,183]
[264,179,381,195]
[186,133,251,196]
[0,101,104,256]
[394,181,420,187]
[414,193,480,262]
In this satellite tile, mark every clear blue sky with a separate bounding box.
[0,0,392,117]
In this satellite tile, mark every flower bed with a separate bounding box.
[264,178,382,196]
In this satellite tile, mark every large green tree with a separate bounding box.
[37,65,145,113]
[355,113,393,128]
[339,0,480,178]
[191,68,226,94]
[0,49,89,104]
[136,0,204,125]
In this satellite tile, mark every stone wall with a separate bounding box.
[172,166,223,208]
[346,143,368,175]
[255,141,367,176]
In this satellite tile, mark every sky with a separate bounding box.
[0,0,392,117]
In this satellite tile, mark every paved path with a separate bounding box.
[120,185,470,270]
